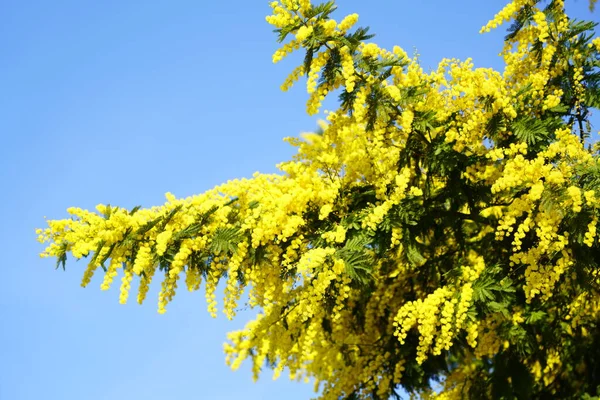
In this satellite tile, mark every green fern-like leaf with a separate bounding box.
[406,242,426,267]
[526,311,547,324]
[210,227,242,254]
[336,234,374,284]
[512,116,548,145]
[303,1,337,20]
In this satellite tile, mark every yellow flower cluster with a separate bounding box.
[393,254,484,365]
[360,43,381,59]
[584,217,597,247]
[307,51,330,93]
[337,13,358,33]
[352,85,370,124]
[473,317,503,359]
[321,224,347,243]
[542,350,562,387]
[295,25,313,42]
[266,1,298,28]
[339,46,356,93]
[480,0,533,33]
[400,109,413,134]
[272,39,300,63]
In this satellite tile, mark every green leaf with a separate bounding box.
[525,311,546,324]
[488,301,510,318]
[55,243,68,271]
[103,204,112,220]
[406,242,426,267]
[512,115,549,145]
[98,242,117,269]
[129,205,141,215]
[303,48,315,77]
[135,216,162,237]
[275,22,303,43]
[173,222,204,241]
[345,26,375,46]
[335,234,374,284]
[210,227,242,254]
[161,204,183,229]
[302,1,337,20]
[88,240,105,268]
[472,278,496,302]
[547,104,569,113]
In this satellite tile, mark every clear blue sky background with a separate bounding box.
[0,1,596,399]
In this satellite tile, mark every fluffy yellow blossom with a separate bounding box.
[295,25,313,42]
[338,13,358,33]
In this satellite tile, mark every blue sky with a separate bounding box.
[0,1,596,399]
